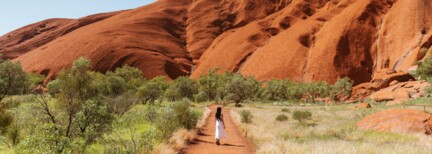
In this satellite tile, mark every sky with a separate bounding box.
[0,0,156,36]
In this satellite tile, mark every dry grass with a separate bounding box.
[153,106,211,154]
[231,103,432,154]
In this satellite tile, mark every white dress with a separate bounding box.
[215,118,225,139]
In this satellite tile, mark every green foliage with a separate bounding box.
[263,79,289,101]
[330,77,354,101]
[75,100,113,143]
[275,114,288,122]
[0,60,29,103]
[281,108,290,113]
[17,124,71,153]
[26,73,45,92]
[144,105,158,123]
[415,55,432,80]
[0,109,12,134]
[293,110,312,123]
[197,70,222,102]
[303,81,331,103]
[156,101,201,138]
[24,57,115,152]
[111,65,145,90]
[136,77,168,104]
[165,77,198,101]
[226,74,261,106]
[239,110,253,124]
[103,127,159,154]
[105,75,128,96]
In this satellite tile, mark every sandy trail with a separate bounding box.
[183,105,255,154]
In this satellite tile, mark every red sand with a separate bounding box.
[183,105,254,154]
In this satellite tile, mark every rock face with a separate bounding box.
[357,109,432,135]
[1,0,432,82]
[368,81,429,101]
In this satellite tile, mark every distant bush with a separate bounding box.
[226,75,261,106]
[293,110,312,123]
[263,79,289,101]
[136,77,168,104]
[330,77,354,101]
[144,105,158,123]
[156,101,201,138]
[239,110,253,124]
[281,108,290,113]
[165,77,199,101]
[275,114,288,122]
[0,60,29,103]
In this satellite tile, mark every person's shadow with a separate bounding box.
[221,143,246,147]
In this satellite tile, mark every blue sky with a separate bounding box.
[0,0,156,36]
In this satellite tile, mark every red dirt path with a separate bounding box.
[183,105,255,154]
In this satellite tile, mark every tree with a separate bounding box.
[0,60,29,103]
[136,77,169,104]
[165,77,198,101]
[263,79,288,101]
[111,65,145,90]
[416,55,432,80]
[303,81,330,103]
[36,57,114,152]
[225,74,261,106]
[330,77,354,101]
[197,70,222,102]
[292,110,312,123]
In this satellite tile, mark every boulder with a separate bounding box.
[368,81,430,101]
[369,70,415,91]
[357,109,432,135]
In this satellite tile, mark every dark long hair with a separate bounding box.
[215,107,222,121]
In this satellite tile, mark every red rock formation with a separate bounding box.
[1,0,432,84]
[357,109,432,135]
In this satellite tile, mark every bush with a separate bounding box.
[144,105,158,123]
[136,77,168,104]
[239,110,253,124]
[275,114,288,122]
[226,74,261,106]
[293,110,312,123]
[416,55,432,80]
[263,79,288,101]
[330,77,354,101]
[281,108,290,113]
[156,101,201,138]
[0,60,29,103]
[111,65,145,90]
[165,77,198,101]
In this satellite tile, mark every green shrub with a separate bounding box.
[239,110,253,123]
[263,79,288,101]
[136,77,168,104]
[165,77,199,101]
[275,114,288,122]
[144,105,158,123]
[226,74,261,106]
[156,101,201,138]
[281,108,290,113]
[0,60,29,103]
[416,54,432,80]
[293,110,312,123]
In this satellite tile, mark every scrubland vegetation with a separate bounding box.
[231,103,432,154]
[2,54,432,153]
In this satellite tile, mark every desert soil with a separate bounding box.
[183,105,255,154]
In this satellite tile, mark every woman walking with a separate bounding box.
[215,107,225,145]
